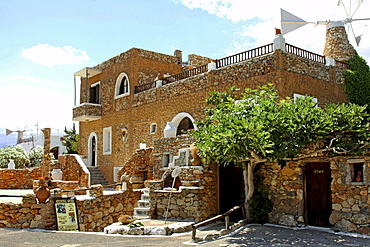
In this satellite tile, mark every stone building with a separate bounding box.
[72,25,369,233]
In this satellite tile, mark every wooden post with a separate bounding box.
[225,215,230,230]
[191,225,197,242]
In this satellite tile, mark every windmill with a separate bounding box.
[281,1,370,45]
[6,128,34,145]
[6,129,26,145]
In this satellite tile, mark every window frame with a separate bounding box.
[103,127,112,155]
[89,81,101,104]
[115,72,130,99]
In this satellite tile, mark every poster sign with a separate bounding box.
[54,197,79,231]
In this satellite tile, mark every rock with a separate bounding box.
[358,227,370,236]
[278,215,298,227]
[333,219,357,233]
[350,214,370,225]
[203,233,220,241]
[281,167,295,176]
[143,226,168,235]
[329,212,343,225]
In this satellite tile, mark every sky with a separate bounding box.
[0,0,369,147]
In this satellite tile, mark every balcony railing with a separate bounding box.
[285,43,326,64]
[73,103,102,122]
[134,64,208,94]
[216,43,274,68]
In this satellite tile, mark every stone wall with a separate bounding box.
[0,168,42,189]
[76,191,142,232]
[145,136,218,222]
[56,154,90,188]
[187,54,212,68]
[330,157,370,235]
[258,156,370,235]
[118,148,154,180]
[0,190,141,232]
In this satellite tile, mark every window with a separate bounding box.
[150,123,157,134]
[103,127,112,155]
[162,153,172,167]
[351,163,364,182]
[115,73,130,98]
[89,82,100,104]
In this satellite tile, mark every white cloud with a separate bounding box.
[20,43,90,66]
[177,0,370,62]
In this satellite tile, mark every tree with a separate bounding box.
[343,55,370,112]
[0,145,45,168]
[61,124,79,154]
[191,84,370,220]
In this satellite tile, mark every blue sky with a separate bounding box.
[1,0,369,147]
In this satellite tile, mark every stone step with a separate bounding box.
[87,166,109,185]
[134,207,150,217]
[142,194,150,200]
[138,200,150,208]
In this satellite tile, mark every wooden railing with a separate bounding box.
[190,203,245,242]
[162,64,208,86]
[216,44,274,69]
[134,64,208,94]
[134,81,156,94]
[285,43,326,64]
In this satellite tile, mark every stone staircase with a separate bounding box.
[133,188,151,219]
[87,166,109,185]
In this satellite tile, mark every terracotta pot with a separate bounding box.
[130,176,143,189]
[35,186,50,203]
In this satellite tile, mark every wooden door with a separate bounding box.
[305,162,332,226]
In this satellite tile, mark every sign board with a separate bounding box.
[54,197,79,231]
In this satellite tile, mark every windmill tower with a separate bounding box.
[281,0,370,62]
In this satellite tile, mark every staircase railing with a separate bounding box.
[190,203,245,242]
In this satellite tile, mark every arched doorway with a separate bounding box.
[50,146,59,159]
[88,133,98,167]
[176,117,194,135]
[171,112,197,136]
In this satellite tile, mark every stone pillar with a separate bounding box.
[41,128,51,182]
[323,22,357,62]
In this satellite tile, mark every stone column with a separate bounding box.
[41,128,51,183]
[323,22,357,62]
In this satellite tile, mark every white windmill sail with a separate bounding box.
[281,9,314,35]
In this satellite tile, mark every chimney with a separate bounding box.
[323,22,357,62]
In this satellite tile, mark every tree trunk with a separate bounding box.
[243,162,255,221]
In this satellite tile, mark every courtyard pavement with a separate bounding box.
[1,190,370,246]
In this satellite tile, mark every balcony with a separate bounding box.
[73,103,102,122]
